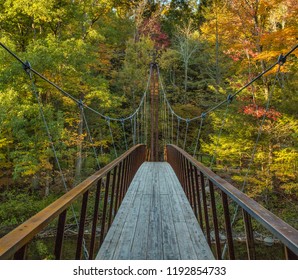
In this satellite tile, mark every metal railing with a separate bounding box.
[0,144,146,260]
[166,144,298,260]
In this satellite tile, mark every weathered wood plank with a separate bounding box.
[159,163,171,195]
[112,193,142,259]
[143,163,156,195]
[174,221,197,259]
[97,162,214,260]
[95,184,139,259]
[147,189,162,259]
[160,194,180,259]
[130,194,152,259]
[170,194,185,222]
[153,163,161,195]
[164,163,185,195]
[186,216,215,259]
[178,192,200,222]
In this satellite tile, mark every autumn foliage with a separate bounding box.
[0,0,297,232]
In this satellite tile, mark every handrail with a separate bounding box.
[0,144,146,260]
[166,144,298,260]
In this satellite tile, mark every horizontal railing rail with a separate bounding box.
[0,144,146,260]
[166,144,298,260]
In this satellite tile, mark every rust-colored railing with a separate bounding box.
[166,144,298,260]
[0,144,146,260]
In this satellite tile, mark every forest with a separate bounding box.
[0,0,297,241]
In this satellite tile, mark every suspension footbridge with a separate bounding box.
[0,42,297,260]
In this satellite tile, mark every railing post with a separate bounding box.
[120,158,127,204]
[209,180,221,259]
[127,154,133,188]
[221,191,235,260]
[13,245,27,260]
[176,150,180,177]
[185,159,191,202]
[190,164,198,217]
[285,246,298,260]
[189,162,195,210]
[200,171,211,246]
[108,166,118,228]
[182,156,188,192]
[125,155,131,193]
[100,172,111,246]
[55,209,67,260]
[242,209,256,260]
[194,168,204,229]
[89,179,102,260]
[115,161,123,213]
[76,190,89,260]
[175,151,180,183]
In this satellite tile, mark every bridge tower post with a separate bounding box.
[150,52,159,162]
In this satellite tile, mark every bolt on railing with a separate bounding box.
[0,144,146,260]
[166,144,298,260]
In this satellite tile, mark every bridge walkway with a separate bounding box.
[96,162,214,260]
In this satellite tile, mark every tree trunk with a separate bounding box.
[44,172,50,197]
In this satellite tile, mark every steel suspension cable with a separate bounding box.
[171,111,174,143]
[130,117,135,146]
[192,116,205,158]
[240,64,282,192]
[106,118,118,158]
[140,103,143,144]
[142,64,153,147]
[183,119,190,150]
[136,111,140,144]
[80,104,101,170]
[165,101,169,144]
[1,41,297,127]
[133,115,138,145]
[221,63,283,259]
[156,45,297,123]
[165,98,170,144]
[24,63,89,259]
[121,119,128,151]
[144,93,147,145]
[209,95,233,168]
[134,114,137,145]
[143,99,147,145]
[162,92,166,147]
[176,117,181,146]
[0,42,151,123]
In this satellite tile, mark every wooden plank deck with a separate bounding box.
[96,162,214,260]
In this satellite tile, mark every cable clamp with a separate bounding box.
[150,62,159,68]
[23,61,32,76]
[277,54,286,65]
[201,112,206,119]
[227,94,234,103]
[78,99,84,109]
[186,118,190,124]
